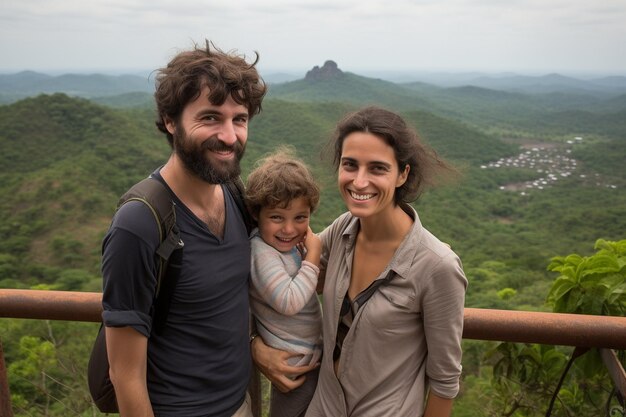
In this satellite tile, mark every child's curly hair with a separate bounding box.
[245,147,320,218]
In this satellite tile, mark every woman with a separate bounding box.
[252,106,467,417]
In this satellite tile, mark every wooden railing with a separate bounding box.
[1,289,625,416]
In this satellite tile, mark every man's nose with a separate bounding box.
[216,121,237,145]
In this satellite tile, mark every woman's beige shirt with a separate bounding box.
[305,206,467,417]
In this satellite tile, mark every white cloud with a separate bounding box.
[0,0,625,74]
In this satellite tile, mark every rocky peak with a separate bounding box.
[305,60,342,81]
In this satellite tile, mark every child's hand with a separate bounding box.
[296,241,306,257]
[302,227,321,267]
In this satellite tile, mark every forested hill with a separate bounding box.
[267,64,626,133]
[1,91,624,300]
[0,94,163,178]
[0,94,169,290]
[0,93,516,290]
[267,68,439,111]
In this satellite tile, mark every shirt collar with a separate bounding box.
[340,203,424,281]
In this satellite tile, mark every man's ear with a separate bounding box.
[164,117,176,135]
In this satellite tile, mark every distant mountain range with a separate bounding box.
[443,73,626,95]
[2,67,626,104]
[0,70,153,101]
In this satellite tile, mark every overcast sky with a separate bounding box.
[2,0,625,77]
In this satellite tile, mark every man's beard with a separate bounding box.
[173,125,245,184]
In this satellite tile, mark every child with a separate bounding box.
[245,149,323,417]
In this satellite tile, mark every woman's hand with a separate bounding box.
[251,335,319,393]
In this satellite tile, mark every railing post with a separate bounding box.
[0,338,14,417]
[600,348,626,416]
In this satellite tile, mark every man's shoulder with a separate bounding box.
[110,200,161,243]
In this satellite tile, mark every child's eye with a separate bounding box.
[269,215,283,221]
[295,215,309,222]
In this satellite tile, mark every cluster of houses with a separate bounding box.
[481,137,618,196]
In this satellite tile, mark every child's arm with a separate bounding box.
[251,230,320,316]
[299,226,326,293]
[298,226,321,267]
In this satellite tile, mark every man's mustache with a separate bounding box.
[201,137,243,153]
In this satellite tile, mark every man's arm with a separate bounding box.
[250,336,318,393]
[424,391,454,417]
[106,326,154,417]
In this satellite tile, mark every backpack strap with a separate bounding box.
[117,175,253,335]
[118,176,184,335]
[226,176,256,234]
[89,174,249,412]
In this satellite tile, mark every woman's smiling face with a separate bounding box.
[338,131,408,220]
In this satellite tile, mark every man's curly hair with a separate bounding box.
[154,40,267,147]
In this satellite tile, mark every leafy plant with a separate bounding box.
[547,238,626,316]
[482,239,626,416]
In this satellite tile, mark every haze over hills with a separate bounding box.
[435,72,626,95]
[2,63,626,104]
[0,70,154,103]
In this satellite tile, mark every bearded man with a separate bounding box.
[101,41,266,417]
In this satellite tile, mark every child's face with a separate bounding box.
[257,196,311,253]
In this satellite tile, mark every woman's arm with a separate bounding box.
[251,334,318,393]
[424,391,453,417]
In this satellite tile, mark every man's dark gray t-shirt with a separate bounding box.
[101,172,251,417]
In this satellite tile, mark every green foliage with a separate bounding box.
[497,288,517,300]
[484,343,569,417]
[9,335,58,415]
[476,239,626,417]
[3,319,104,416]
[547,239,626,316]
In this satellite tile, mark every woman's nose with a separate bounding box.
[352,169,369,188]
